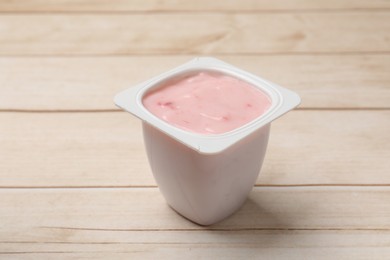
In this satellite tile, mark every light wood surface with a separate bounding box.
[1,55,389,110]
[1,0,389,259]
[1,188,390,258]
[1,0,390,12]
[2,187,390,229]
[0,13,389,55]
[1,111,389,187]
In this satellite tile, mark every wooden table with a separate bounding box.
[1,1,389,259]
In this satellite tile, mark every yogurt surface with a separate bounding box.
[142,71,271,134]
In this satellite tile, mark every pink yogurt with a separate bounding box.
[142,71,272,134]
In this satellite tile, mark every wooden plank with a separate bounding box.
[0,13,388,55]
[0,0,389,12]
[1,55,389,110]
[1,187,389,258]
[1,248,390,260]
[0,111,389,187]
[0,187,389,230]
[1,232,390,259]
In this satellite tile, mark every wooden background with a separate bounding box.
[0,0,389,259]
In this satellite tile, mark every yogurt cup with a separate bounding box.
[114,57,300,225]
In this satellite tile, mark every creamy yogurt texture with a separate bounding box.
[142,71,271,134]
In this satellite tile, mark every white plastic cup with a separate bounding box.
[114,57,300,225]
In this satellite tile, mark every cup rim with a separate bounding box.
[114,57,301,154]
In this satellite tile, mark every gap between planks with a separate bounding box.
[0,184,389,189]
[0,0,389,12]
[0,108,389,113]
[36,227,390,232]
[0,9,390,14]
[1,52,390,57]
[2,226,390,234]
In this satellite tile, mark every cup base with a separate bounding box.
[143,122,270,225]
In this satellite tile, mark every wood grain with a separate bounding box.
[0,0,389,257]
[0,13,388,55]
[0,187,389,230]
[1,55,389,110]
[0,0,389,12]
[1,247,389,260]
[1,111,388,187]
[1,187,389,258]
[1,232,390,259]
